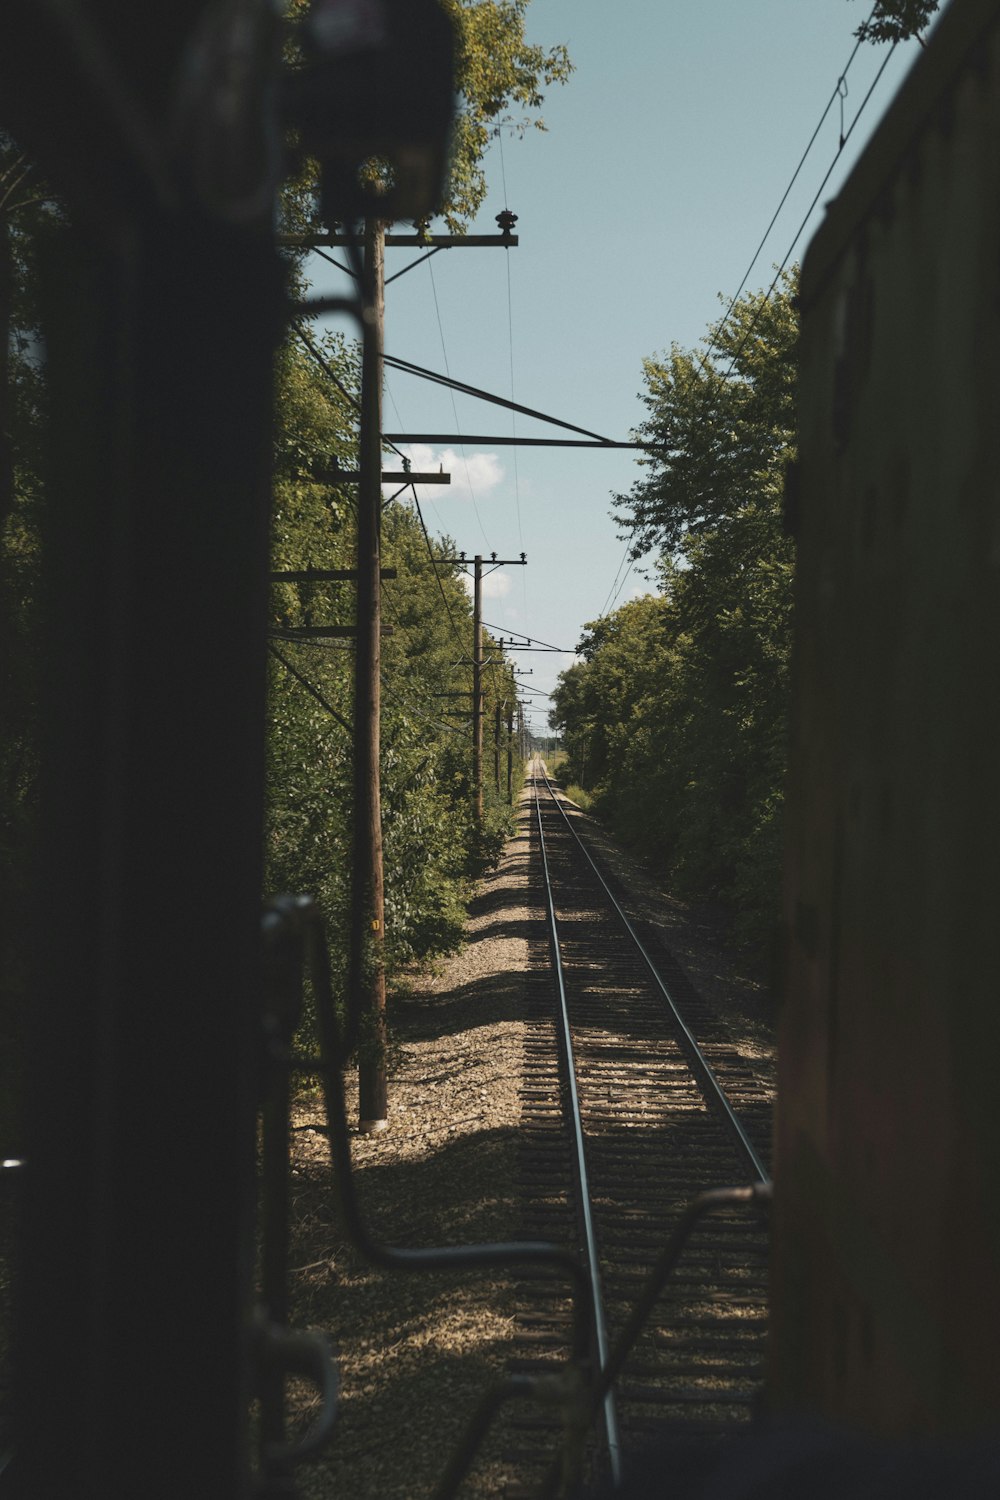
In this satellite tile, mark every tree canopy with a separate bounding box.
[613,272,797,556]
[851,0,939,45]
[283,0,572,233]
[553,276,798,953]
[442,0,572,229]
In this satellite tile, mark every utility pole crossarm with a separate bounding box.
[281,213,519,285]
[383,435,647,449]
[272,625,394,638]
[311,470,450,485]
[280,232,517,249]
[270,568,398,582]
[437,555,527,569]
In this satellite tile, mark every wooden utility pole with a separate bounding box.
[469,553,527,825]
[507,701,515,803]
[494,699,502,795]
[352,217,388,1132]
[472,555,484,825]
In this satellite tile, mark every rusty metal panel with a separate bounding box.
[771,0,1000,1435]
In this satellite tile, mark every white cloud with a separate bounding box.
[386,445,504,504]
[482,571,512,600]
[459,567,512,602]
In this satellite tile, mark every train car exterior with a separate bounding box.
[770,0,1000,1435]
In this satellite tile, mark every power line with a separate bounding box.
[497,125,528,630]
[697,9,875,374]
[268,643,352,734]
[381,680,467,737]
[426,255,492,549]
[722,38,898,380]
[482,622,572,653]
[382,352,614,443]
[406,481,470,658]
[293,323,360,414]
[606,556,637,615]
[598,539,636,619]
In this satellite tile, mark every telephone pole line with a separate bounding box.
[352,217,388,1133]
[342,221,519,1125]
[473,555,484,825]
[470,553,526,825]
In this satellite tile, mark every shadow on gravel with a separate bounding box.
[390,966,528,1038]
[286,1123,543,1500]
[287,1110,767,1500]
[463,876,535,924]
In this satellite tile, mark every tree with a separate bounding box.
[283,0,572,234]
[265,337,523,1023]
[613,272,797,557]
[555,276,799,955]
[442,0,572,229]
[549,595,667,796]
[851,0,939,46]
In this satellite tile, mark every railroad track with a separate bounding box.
[505,763,773,1497]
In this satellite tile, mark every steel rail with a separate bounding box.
[536,765,770,1187]
[532,775,624,1489]
[261,895,598,1499]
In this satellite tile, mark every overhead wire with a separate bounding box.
[482,622,571,654]
[696,7,875,375]
[497,125,529,634]
[293,323,361,416]
[597,540,637,620]
[268,643,352,734]
[721,39,898,380]
[290,252,515,737]
[606,556,637,614]
[381,352,614,443]
[603,9,896,620]
[426,255,492,550]
[407,482,469,657]
[381,680,468,737]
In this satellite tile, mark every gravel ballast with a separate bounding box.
[285,780,775,1497]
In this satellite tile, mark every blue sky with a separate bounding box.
[309,2,928,735]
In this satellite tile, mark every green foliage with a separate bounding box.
[613,274,797,556]
[553,276,798,958]
[281,0,572,236]
[441,0,573,230]
[265,336,523,999]
[543,747,567,778]
[851,0,939,45]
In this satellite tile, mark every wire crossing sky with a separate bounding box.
[309,1,926,735]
